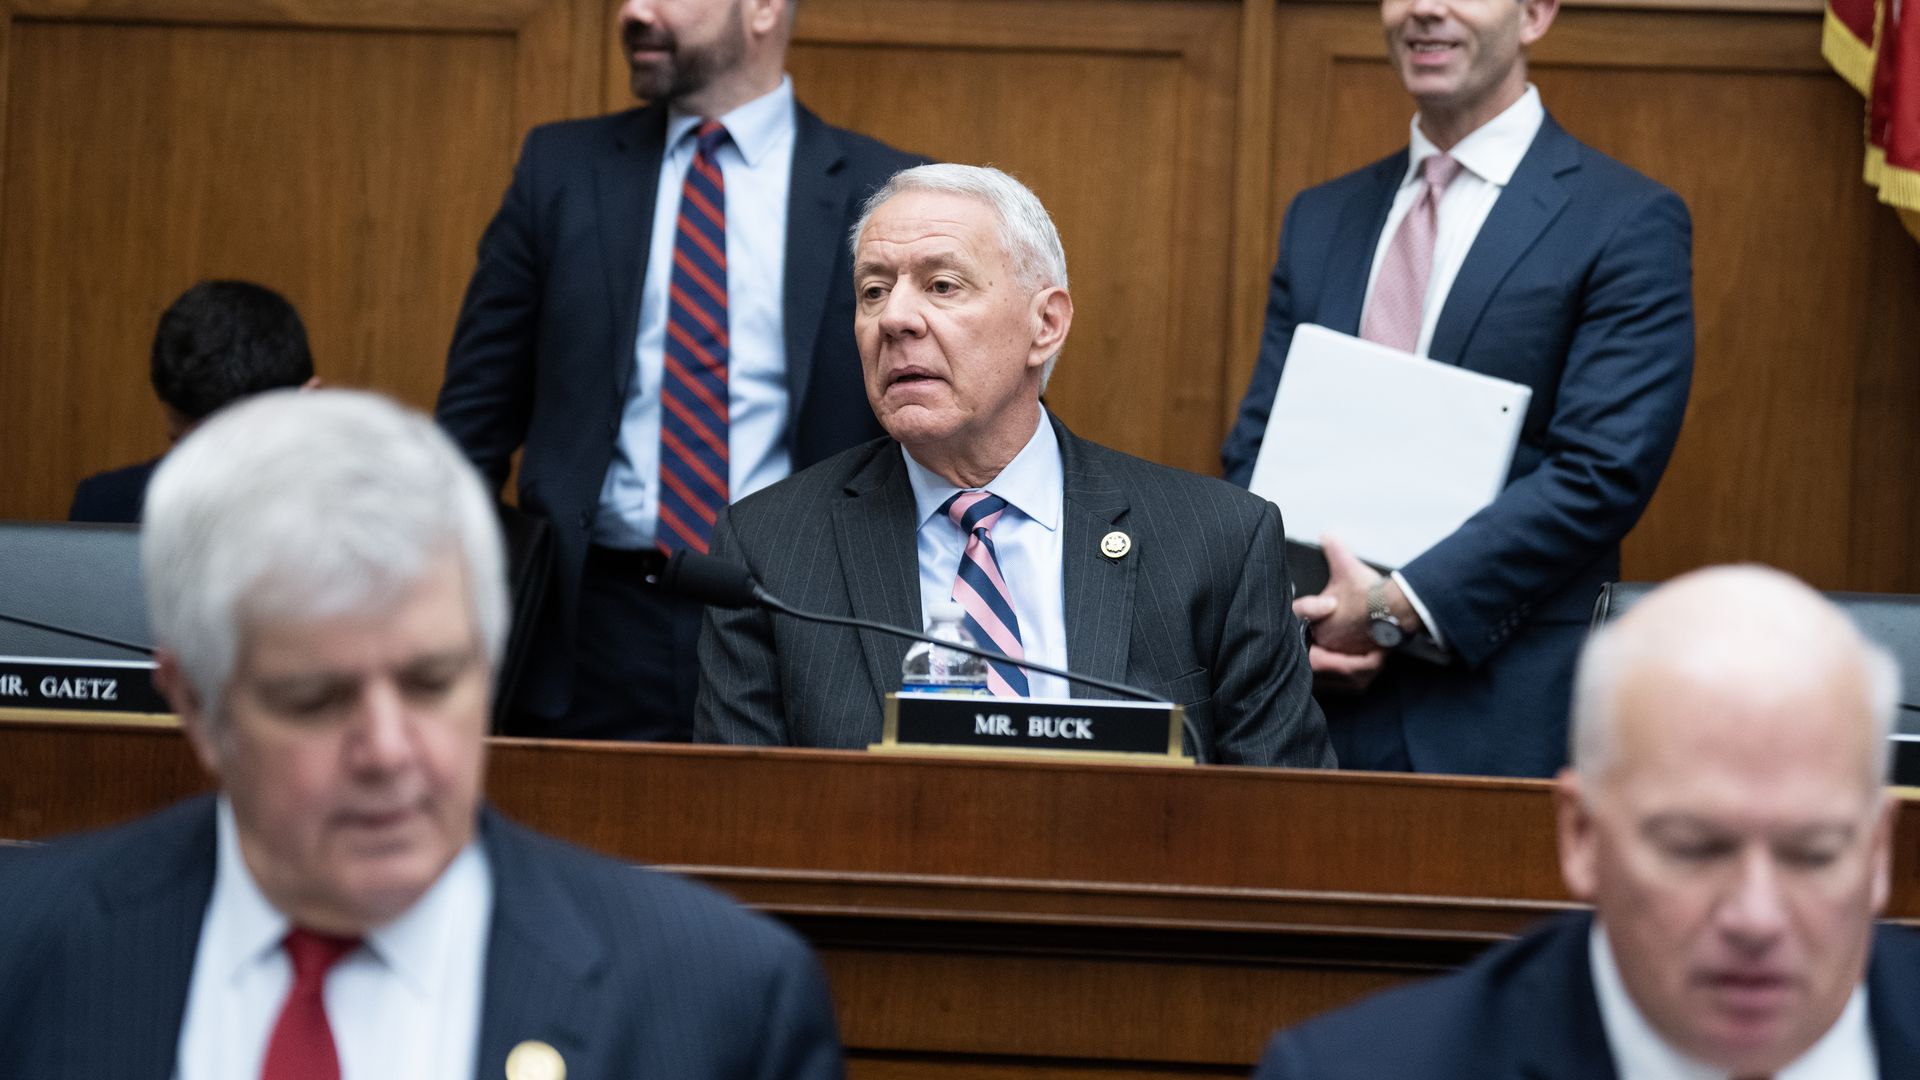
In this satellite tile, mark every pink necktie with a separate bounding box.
[1360,153,1464,354]
[260,928,359,1080]
[943,491,1029,697]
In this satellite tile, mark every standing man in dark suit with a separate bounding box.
[1255,566,1918,1078]
[1220,0,1694,776]
[69,279,317,524]
[0,390,843,1079]
[697,165,1333,767]
[437,0,924,741]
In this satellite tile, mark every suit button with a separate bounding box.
[578,510,592,527]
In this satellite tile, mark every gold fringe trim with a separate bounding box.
[1825,5,1877,95]
[1864,144,1920,212]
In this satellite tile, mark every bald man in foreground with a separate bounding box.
[1255,566,1920,1078]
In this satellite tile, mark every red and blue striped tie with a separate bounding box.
[943,491,1029,697]
[658,120,730,555]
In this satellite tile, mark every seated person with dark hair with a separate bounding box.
[68,279,316,523]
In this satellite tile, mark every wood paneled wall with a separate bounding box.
[2,0,1916,590]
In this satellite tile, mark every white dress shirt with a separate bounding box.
[1361,86,1546,648]
[904,413,1070,699]
[594,77,798,548]
[1589,923,1877,1079]
[175,800,494,1080]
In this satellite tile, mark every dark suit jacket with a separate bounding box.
[437,100,924,720]
[1254,912,1920,1079]
[1220,116,1694,777]
[0,797,843,1079]
[695,414,1335,768]
[68,458,159,524]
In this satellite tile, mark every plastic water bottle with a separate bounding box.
[901,602,989,694]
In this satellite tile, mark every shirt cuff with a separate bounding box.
[1391,570,1448,652]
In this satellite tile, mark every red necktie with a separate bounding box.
[658,119,731,555]
[260,928,359,1080]
[1360,152,1464,353]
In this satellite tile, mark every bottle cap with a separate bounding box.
[928,601,966,622]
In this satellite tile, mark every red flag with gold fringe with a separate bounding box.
[1827,0,1920,239]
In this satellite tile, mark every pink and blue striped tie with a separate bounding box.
[658,119,730,555]
[943,491,1029,697]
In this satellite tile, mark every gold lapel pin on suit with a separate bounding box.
[505,1040,566,1080]
[1100,531,1132,559]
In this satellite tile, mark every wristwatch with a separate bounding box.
[1366,579,1406,649]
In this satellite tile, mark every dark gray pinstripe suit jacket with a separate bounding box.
[695,414,1335,767]
[0,797,844,1079]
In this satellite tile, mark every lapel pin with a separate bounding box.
[505,1040,566,1080]
[1100,530,1132,560]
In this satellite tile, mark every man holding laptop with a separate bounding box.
[1220,0,1695,777]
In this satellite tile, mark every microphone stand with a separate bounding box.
[748,588,1160,705]
[653,550,1210,763]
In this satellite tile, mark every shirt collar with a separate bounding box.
[208,797,493,999]
[209,797,293,982]
[903,411,1062,534]
[1403,83,1544,189]
[667,75,795,167]
[362,832,491,997]
[1589,920,1875,1079]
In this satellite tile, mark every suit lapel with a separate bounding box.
[1512,915,1618,1080]
[1868,926,1920,1075]
[783,105,848,419]
[87,798,217,1078]
[831,446,922,713]
[596,106,668,400]
[1428,117,1577,366]
[1325,153,1407,334]
[1055,417,1135,697]
[473,809,608,1080]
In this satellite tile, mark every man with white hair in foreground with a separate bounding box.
[0,389,843,1079]
[1254,565,1920,1077]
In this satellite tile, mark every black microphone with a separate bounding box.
[652,551,1209,763]
[652,548,766,610]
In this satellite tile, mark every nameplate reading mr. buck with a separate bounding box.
[877,694,1189,763]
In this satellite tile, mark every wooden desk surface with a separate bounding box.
[5,719,1912,1077]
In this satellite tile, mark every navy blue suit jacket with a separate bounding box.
[0,797,844,1079]
[1254,913,1920,1079]
[1221,117,1693,777]
[437,101,924,719]
[68,458,159,524]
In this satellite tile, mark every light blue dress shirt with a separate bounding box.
[593,78,798,549]
[903,414,1071,699]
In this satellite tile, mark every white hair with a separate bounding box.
[1570,565,1900,785]
[851,163,1071,388]
[142,389,507,721]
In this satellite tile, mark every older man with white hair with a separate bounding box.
[696,163,1333,766]
[1253,564,1920,1078]
[0,389,843,1079]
